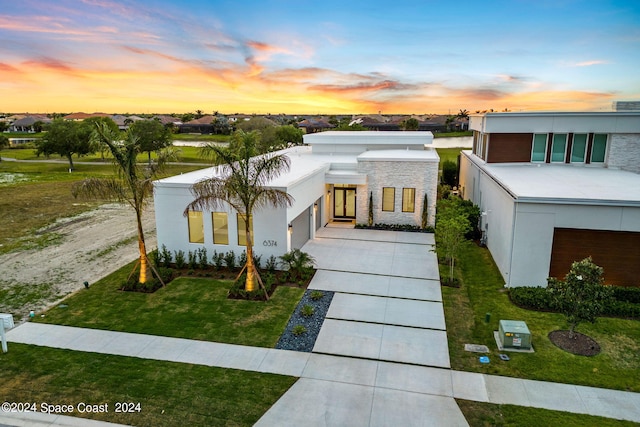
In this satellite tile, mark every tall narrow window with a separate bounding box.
[591,134,607,163]
[212,212,229,244]
[402,188,415,212]
[382,187,395,212]
[551,134,567,162]
[237,214,253,246]
[531,134,547,162]
[188,211,204,243]
[571,134,587,163]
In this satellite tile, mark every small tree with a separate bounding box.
[435,213,470,284]
[547,257,614,338]
[400,117,420,131]
[441,160,458,187]
[421,194,428,229]
[35,119,95,171]
[129,119,172,165]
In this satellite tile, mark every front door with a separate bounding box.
[334,187,356,219]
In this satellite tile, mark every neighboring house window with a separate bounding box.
[551,134,567,162]
[212,212,229,245]
[188,211,204,244]
[402,188,415,213]
[237,214,253,246]
[571,134,587,163]
[591,134,608,163]
[382,187,395,212]
[531,134,547,162]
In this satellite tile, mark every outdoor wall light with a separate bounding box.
[83,281,90,289]
[288,223,293,232]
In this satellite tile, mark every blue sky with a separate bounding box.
[1,0,638,114]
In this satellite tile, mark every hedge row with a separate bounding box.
[509,286,640,319]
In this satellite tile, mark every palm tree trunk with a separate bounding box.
[136,209,150,284]
[244,221,257,292]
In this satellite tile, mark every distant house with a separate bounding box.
[9,115,51,132]
[178,115,216,134]
[297,118,335,133]
[63,112,110,121]
[154,131,438,261]
[458,109,640,287]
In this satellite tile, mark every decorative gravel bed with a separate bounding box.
[275,289,334,352]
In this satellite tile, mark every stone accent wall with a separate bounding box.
[356,160,438,227]
[608,134,640,174]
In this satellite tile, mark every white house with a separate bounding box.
[458,110,640,288]
[153,131,439,262]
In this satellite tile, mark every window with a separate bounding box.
[591,134,607,163]
[402,188,415,212]
[571,134,587,163]
[237,214,253,246]
[531,134,547,162]
[187,211,204,243]
[382,187,395,212]
[551,134,567,162]
[212,212,229,244]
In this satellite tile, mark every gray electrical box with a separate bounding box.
[499,320,531,350]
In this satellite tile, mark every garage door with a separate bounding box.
[549,228,640,287]
[291,207,311,250]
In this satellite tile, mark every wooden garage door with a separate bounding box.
[549,228,640,287]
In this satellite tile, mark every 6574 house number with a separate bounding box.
[262,240,277,247]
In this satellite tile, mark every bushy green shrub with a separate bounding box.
[441,160,458,187]
[227,273,266,300]
[121,267,174,293]
[310,290,324,301]
[160,244,172,267]
[174,250,186,269]
[188,250,197,269]
[612,286,640,304]
[253,254,262,270]
[509,286,554,311]
[301,304,315,317]
[292,325,307,336]
[197,247,208,269]
[224,251,236,270]
[213,250,224,270]
[604,300,640,318]
[238,250,247,268]
[265,255,278,272]
[279,249,315,282]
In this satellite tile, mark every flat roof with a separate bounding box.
[357,149,439,162]
[304,131,433,145]
[465,152,640,206]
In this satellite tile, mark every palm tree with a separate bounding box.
[72,123,174,284]
[184,130,294,297]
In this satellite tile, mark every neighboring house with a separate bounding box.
[458,110,640,287]
[63,112,110,121]
[178,115,216,134]
[154,131,438,261]
[8,115,51,132]
[297,118,335,133]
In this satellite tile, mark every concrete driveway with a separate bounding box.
[256,227,467,426]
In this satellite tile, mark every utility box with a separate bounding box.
[499,320,531,350]
[0,313,14,330]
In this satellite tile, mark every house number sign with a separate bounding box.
[263,240,277,247]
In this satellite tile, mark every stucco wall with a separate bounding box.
[607,133,640,174]
[357,159,438,227]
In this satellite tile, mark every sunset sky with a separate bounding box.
[1,0,639,115]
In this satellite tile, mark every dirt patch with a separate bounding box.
[548,330,601,356]
[0,203,156,321]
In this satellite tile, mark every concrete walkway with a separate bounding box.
[4,228,640,426]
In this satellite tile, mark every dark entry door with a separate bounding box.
[334,187,356,218]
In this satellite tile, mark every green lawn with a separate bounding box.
[36,262,305,347]
[457,400,638,427]
[0,343,295,427]
[434,131,473,138]
[441,241,640,392]
[436,147,465,165]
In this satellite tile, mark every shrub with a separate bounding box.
[224,251,236,270]
[441,160,458,187]
[174,250,186,269]
[149,248,159,267]
[509,286,554,311]
[238,250,247,268]
[213,250,224,271]
[188,250,197,269]
[160,244,172,267]
[263,272,275,293]
[611,286,640,304]
[265,255,278,272]
[227,273,266,300]
[604,300,640,319]
[121,267,174,293]
[279,249,316,282]
[310,290,324,301]
[197,247,208,269]
[253,254,262,270]
[301,304,315,317]
[292,325,307,336]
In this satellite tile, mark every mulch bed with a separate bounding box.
[548,330,601,356]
